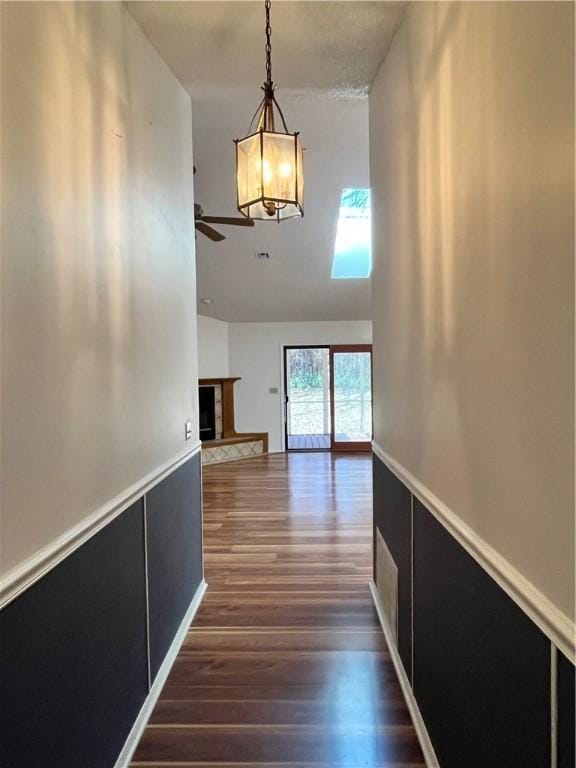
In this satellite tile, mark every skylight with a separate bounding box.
[331,188,371,279]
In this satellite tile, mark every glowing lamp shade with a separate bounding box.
[236,129,304,221]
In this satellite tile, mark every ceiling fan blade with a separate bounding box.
[195,221,225,242]
[202,216,255,227]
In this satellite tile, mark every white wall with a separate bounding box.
[1,2,198,579]
[370,2,574,618]
[197,315,229,379]
[228,321,372,452]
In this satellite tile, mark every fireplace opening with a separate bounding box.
[199,386,216,441]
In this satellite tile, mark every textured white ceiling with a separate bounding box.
[127,1,406,96]
[126,1,406,321]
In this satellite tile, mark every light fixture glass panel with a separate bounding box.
[331,188,371,279]
[296,137,304,203]
[262,132,297,202]
[236,133,262,208]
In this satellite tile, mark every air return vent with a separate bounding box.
[376,529,399,646]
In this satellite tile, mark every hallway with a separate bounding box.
[131,453,424,766]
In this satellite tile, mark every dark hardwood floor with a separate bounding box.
[131,452,424,767]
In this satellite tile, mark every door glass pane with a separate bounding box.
[286,348,331,450]
[333,352,372,443]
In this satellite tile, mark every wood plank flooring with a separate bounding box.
[131,452,424,768]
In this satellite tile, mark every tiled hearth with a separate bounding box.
[198,376,268,466]
[202,437,266,465]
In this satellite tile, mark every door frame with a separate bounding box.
[283,344,373,453]
[283,345,331,452]
[329,344,373,452]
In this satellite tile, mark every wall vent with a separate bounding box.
[376,529,399,646]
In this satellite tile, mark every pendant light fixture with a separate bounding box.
[234,0,304,222]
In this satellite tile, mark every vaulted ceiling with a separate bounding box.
[127,1,407,322]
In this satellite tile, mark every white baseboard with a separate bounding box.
[114,578,207,768]
[369,581,440,768]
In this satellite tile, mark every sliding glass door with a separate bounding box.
[330,345,373,451]
[284,345,373,452]
[284,346,331,450]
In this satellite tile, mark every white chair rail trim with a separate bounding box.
[0,441,202,610]
[372,441,575,664]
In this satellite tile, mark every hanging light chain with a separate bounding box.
[265,0,272,87]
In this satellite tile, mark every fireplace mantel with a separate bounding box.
[198,377,241,385]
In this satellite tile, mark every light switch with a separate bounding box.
[185,421,193,441]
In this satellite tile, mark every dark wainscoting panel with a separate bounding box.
[413,499,550,768]
[146,452,203,681]
[372,455,413,679]
[0,500,148,768]
[558,651,576,768]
